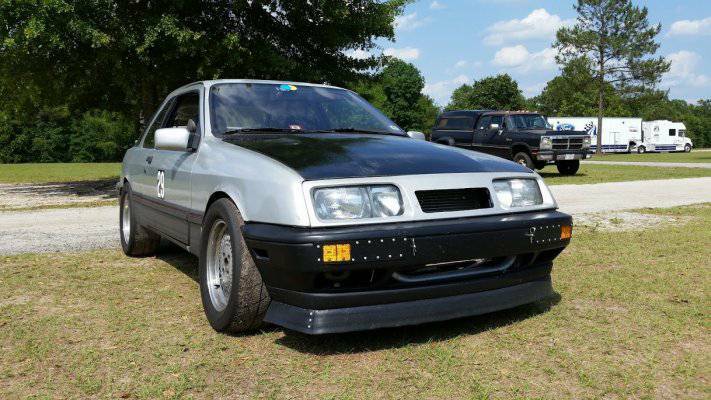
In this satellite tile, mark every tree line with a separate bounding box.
[0,0,708,163]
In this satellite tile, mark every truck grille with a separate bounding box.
[415,188,492,213]
[552,137,584,150]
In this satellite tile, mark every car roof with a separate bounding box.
[438,110,491,118]
[175,79,344,91]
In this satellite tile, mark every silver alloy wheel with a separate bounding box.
[121,194,131,244]
[206,220,233,312]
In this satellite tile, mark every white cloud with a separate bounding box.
[345,49,371,60]
[383,47,420,61]
[423,75,470,105]
[663,51,710,88]
[430,1,446,10]
[454,60,468,68]
[668,17,711,36]
[483,8,573,46]
[492,45,557,73]
[394,13,427,31]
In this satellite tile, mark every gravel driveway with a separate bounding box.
[1,177,710,255]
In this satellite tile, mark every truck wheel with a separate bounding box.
[637,146,646,154]
[534,161,548,170]
[685,144,691,153]
[513,152,534,169]
[556,160,580,175]
[119,183,160,257]
[199,198,270,333]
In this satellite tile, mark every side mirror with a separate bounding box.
[406,131,426,140]
[155,127,191,151]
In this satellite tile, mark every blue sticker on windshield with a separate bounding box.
[277,84,298,92]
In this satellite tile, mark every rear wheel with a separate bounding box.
[556,160,580,175]
[119,184,160,257]
[513,152,534,169]
[534,161,548,170]
[685,144,692,153]
[637,145,646,154]
[199,198,270,333]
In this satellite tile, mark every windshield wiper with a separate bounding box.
[220,127,302,135]
[311,128,402,136]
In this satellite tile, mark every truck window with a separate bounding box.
[489,116,503,128]
[679,129,686,137]
[476,116,491,130]
[437,116,474,130]
[669,129,676,136]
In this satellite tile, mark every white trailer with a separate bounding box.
[546,117,642,153]
[639,120,693,153]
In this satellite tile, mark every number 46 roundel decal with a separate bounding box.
[157,170,165,199]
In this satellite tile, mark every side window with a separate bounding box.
[165,92,200,128]
[669,129,676,136]
[437,118,449,128]
[142,100,172,149]
[437,117,473,130]
[476,116,491,130]
[489,116,503,128]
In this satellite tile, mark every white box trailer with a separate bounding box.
[547,117,642,153]
[639,120,693,153]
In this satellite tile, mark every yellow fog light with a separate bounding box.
[323,244,351,262]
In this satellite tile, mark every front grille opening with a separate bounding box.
[399,258,500,277]
[415,188,492,213]
[552,138,584,150]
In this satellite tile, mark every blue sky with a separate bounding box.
[356,0,711,105]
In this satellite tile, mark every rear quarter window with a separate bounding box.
[437,116,474,130]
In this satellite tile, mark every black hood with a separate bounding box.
[222,133,529,180]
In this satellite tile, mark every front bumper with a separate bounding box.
[534,149,591,161]
[243,209,571,334]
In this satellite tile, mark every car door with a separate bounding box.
[472,115,493,154]
[131,98,174,198]
[145,90,202,244]
[486,115,510,158]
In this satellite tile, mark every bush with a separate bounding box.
[70,110,137,162]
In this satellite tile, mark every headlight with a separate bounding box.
[540,136,552,150]
[492,179,543,209]
[582,136,591,148]
[313,185,403,220]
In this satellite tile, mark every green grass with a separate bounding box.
[1,204,709,399]
[592,151,711,163]
[0,163,120,184]
[541,163,711,185]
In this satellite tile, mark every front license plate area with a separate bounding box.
[530,224,568,245]
[317,237,411,264]
[558,154,576,160]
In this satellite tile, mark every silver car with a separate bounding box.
[119,79,573,334]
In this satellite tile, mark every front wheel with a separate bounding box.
[513,152,534,169]
[637,146,646,154]
[685,144,692,153]
[119,184,160,257]
[199,198,270,333]
[556,160,580,175]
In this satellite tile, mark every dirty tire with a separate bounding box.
[685,144,691,153]
[556,160,580,175]
[513,152,534,169]
[637,145,646,154]
[199,198,270,333]
[119,183,160,257]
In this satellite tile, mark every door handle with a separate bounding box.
[146,156,153,165]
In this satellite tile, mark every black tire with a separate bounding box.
[513,151,534,169]
[685,144,692,153]
[637,146,646,154]
[199,198,270,333]
[556,160,580,175]
[119,183,160,257]
[534,161,548,170]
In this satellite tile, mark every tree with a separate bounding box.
[354,58,440,133]
[446,74,525,111]
[555,0,670,155]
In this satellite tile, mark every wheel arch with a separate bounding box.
[204,190,247,222]
[511,143,532,157]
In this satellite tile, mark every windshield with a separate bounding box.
[209,83,403,135]
[509,114,552,130]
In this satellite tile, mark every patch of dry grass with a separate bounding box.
[1,205,709,399]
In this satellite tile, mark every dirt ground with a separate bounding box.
[0,179,117,211]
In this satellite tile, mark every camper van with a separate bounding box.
[547,117,642,153]
[638,120,693,153]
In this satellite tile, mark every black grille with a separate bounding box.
[415,188,492,213]
[552,137,584,150]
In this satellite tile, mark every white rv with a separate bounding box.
[638,120,693,153]
[547,117,642,153]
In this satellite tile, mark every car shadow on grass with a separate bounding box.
[154,243,563,350]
